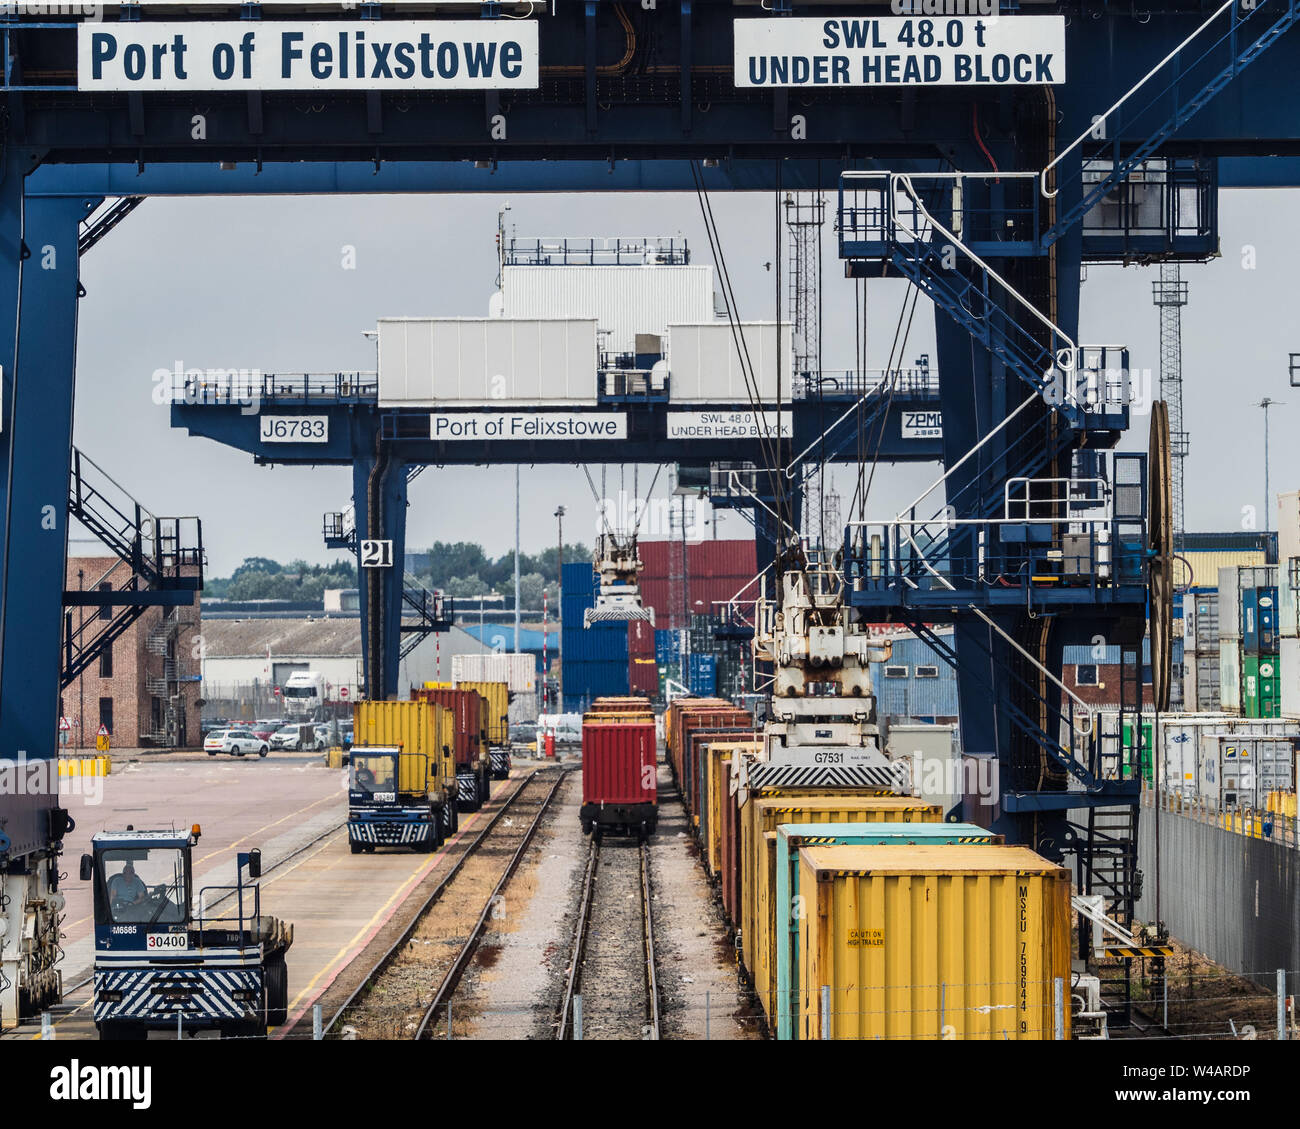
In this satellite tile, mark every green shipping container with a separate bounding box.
[1121,720,1154,783]
[773,821,999,1041]
[1242,655,1280,717]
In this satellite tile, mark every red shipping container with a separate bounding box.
[627,618,656,657]
[412,687,482,769]
[629,657,659,696]
[580,720,658,838]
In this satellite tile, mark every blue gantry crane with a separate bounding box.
[0,0,1296,1026]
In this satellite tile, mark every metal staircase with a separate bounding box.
[1043,0,1300,247]
[399,574,453,661]
[839,173,1131,438]
[78,196,144,256]
[62,448,204,690]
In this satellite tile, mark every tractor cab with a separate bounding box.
[348,747,402,805]
[83,829,197,941]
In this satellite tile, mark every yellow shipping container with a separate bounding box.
[741,794,942,1019]
[455,679,510,747]
[703,741,761,875]
[796,844,1072,1040]
[1267,790,1298,819]
[353,700,456,796]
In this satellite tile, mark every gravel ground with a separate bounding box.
[336,768,563,1040]
[575,838,654,1040]
[461,748,761,1040]
[459,770,585,1039]
[649,759,763,1040]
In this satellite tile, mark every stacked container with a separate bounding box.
[1219,565,1281,718]
[771,821,1001,1039]
[1183,590,1221,711]
[579,699,658,839]
[413,685,493,806]
[738,794,943,1021]
[561,560,631,710]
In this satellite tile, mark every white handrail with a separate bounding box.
[890,173,1078,359]
[1040,0,1240,198]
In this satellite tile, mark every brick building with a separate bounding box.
[60,556,203,749]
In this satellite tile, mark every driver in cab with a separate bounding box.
[108,862,148,919]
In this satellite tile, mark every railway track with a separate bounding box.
[557,836,661,1041]
[325,765,569,1040]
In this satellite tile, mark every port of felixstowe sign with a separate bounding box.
[734,16,1065,87]
[77,21,538,91]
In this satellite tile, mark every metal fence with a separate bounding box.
[1138,789,1300,991]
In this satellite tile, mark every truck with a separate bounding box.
[349,701,459,852]
[413,685,493,809]
[281,670,325,719]
[80,825,293,1040]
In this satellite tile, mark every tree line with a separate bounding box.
[206,541,591,608]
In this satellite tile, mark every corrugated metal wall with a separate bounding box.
[639,538,756,630]
[501,264,714,355]
[872,635,959,719]
[1136,801,1300,989]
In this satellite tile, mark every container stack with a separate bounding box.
[627,619,660,699]
[1218,565,1280,717]
[668,704,1073,1039]
[1182,590,1221,711]
[561,560,630,711]
[1278,490,1300,721]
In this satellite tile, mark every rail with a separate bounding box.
[413,769,568,1039]
[319,766,568,1038]
[557,837,661,1040]
[179,371,378,405]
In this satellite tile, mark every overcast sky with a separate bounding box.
[71,187,1296,577]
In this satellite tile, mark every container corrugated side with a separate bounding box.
[352,700,455,794]
[796,844,1072,1040]
[412,686,482,769]
[688,726,754,825]
[454,680,511,747]
[451,652,536,694]
[705,744,761,875]
[772,822,1000,1039]
[692,732,757,850]
[377,316,598,406]
[581,721,657,807]
[1220,644,1242,712]
[739,794,943,1005]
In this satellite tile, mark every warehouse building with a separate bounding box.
[198,617,493,718]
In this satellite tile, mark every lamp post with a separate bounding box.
[1260,397,1284,531]
[554,505,565,708]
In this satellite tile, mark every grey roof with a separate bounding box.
[199,617,364,658]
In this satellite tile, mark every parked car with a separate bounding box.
[205,728,269,758]
[247,722,279,741]
[270,723,319,752]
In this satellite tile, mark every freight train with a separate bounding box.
[579,695,658,840]
[664,695,1075,1041]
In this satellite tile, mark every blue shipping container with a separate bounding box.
[688,653,717,696]
[562,561,597,596]
[563,659,630,699]
[1242,588,1259,653]
[561,623,629,663]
